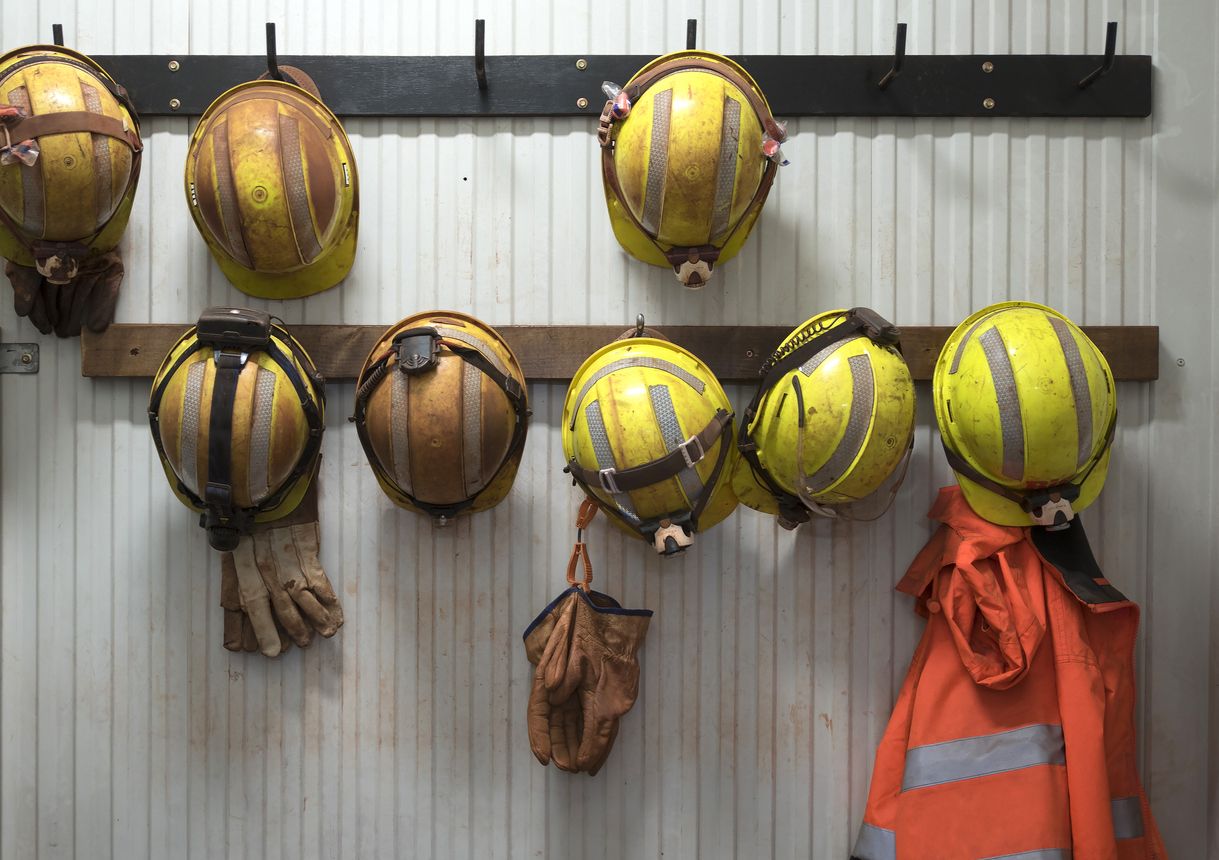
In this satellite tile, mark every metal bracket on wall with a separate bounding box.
[88,19,1150,119]
[0,341,39,374]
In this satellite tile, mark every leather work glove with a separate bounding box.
[6,251,122,337]
[218,487,344,658]
[523,500,652,775]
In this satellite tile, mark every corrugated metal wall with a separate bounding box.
[1,1,1215,857]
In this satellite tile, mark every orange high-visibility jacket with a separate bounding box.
[852,487,1166,860]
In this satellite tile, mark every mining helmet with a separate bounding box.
[734,308,916,527]
[598,50,786,288]
[184,70,358,299]
[0,44,142,282]
[933,301,1117,527]
[352,311,530,522]
[149,307,326,550]
[562,330,738,555]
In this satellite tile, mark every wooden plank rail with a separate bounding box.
[80,323,1160,382]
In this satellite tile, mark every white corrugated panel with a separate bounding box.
[0,0,1214,857]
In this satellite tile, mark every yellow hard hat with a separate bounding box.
[352,311,530,522]
[185,71,358,299]
[933,301,1117,527]
[149,307,326,550]
[0,44,142,282]
[598,50,786,288]
[561,333,738,555]
[734,308,915,527]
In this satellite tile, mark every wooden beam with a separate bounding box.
[80,323,1160,382]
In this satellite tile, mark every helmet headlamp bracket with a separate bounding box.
[393,327,442,374]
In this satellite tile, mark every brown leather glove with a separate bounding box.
[5,251,122,337]
[218,487,344,658]
[523,586,651,775]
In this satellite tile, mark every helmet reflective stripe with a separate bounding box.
[210,122,252,267]
[6,86,43,234]
[649,384,705,506]
[247,367,277,504]
[569,355,705,429]
[948,313,991,374]
[434,324,514,378]
[279,113,322,261]
[179,361,206,497]
[978,326,1026,482]
[389,371,414,496]
[584,399,640,521]
[641,87,673,235]
[799,337,851,376]
[462,361,483,493]
[804,353,874,494]
[1047,314,1094,469]
[80,82,114,226]
[708,96,741,243]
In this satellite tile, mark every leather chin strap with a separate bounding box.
[351,326,530,522]
[148,324,325,551]
[942,411,1117,527]
[598,57,784,285]
[737,308,902,526]
[566,408,735,554]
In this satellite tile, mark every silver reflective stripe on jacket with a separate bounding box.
[1111,796,1144,840]
[981,850,1070,859]
[851,823,895,860]
[902,723,1065,791]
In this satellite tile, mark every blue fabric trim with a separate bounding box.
[521,586,652,640]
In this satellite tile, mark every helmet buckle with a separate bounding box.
[678,433,706,469]
[597,467,621,495]
[394,327,441,374]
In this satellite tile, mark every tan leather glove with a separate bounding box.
[218,488,344,658]
[547,589,651,773]
[524,591,582,772]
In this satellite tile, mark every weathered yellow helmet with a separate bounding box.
[561,333,738,555]
[149,307,325,550]
[185,71,358,299]
[598,50,786,288]
[352,311,530,522]
[0,44,142,281]
[734,308,915,527]
[934,301,1117,527]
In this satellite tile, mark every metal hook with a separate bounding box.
[635,314,646,337]
[686,19,697,50]
[475,19,488,91]
[52,24,64,47]
[1078,21,1118,89]
[877,23,907,89]
[265,22,285,82]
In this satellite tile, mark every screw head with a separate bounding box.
[576,97,589,109]
[20,352,32,365]
[745,349,755,358]
[575,58,588,71]
[168,59,180,72]
[982,60,994,73]
[982,97,996,110]
[1177,357,1186,367]
[169,98,181,110]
